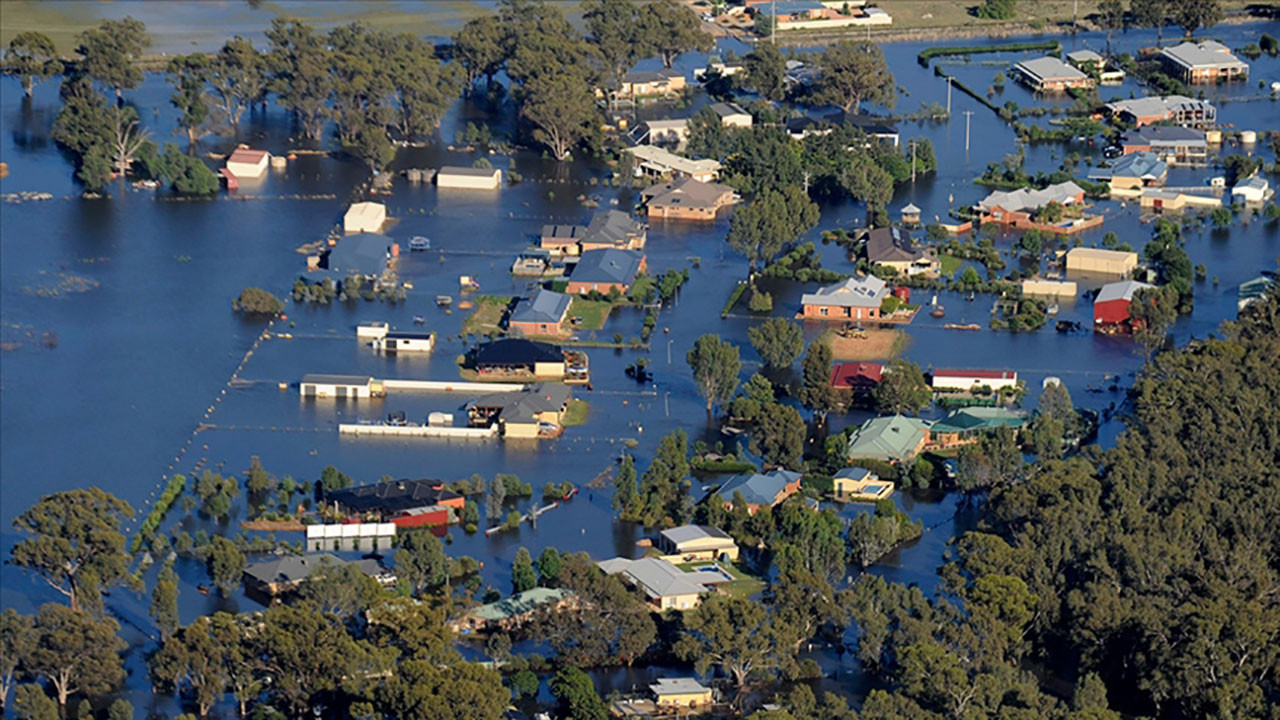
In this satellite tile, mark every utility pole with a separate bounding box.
[946,76,953,115]
[963,111,974,152]
[910,139,917,182]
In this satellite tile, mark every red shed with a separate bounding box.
[390,505,450,529]
[1094,280,1153,330]
[893,286,911,303]
[218,168,239,191]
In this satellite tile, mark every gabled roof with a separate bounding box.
[1014,56,1089,83]
[469,383,572,422]
[660,524,733,546]
[624,68,683,84]
[541,224,585,240]
[469,588,575,621]
[864,226,926,263]
[978,182,1084,213]
[327,232,389,276]
[1088,151,1168,181]
[470,338,564,366]
[1121,126,1208,146]
[1096,280,1153,304]
[597,557,723,599]
[932,407,1027,434]
[830,362,883,389]
[1106,95,1214,119]
[651,678,711,696]
[846,415,932,461]
[228,148,269,163]
[717,469,803,506]
[641,177,734,209]
[244,554,384,585]
[1232,176,1269,192]
[708,101,749,118]
[327,478,462,513]
[511,289,571,326]
[834,467,876,482]
[1160,40,1246,70]
[901,202,921,214]
[801,275,888,308]
[1066,49,1104,64]
[571,249,644,285]
[582,210,644,247]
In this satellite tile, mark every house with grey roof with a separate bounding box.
[713,469,803,512]
[862,226,938,275]
[509,289,572,336]
[1012,56,1095,91]
[1105,95,1215,126]
[640,176,736,220]
[846,415,933,464]
[708,101,752,128]
[1231,176,1271,204]
[1159,40,1248,83]
[801,275,888,321]
[326,233,389,277]
[656,524,739,562]
[596,556,728,610]
[1120,126,1208,164]
[466,383,573,438]
[976,181,1091,230]
[243,554,390,600]
[1088,151,1168,190]
[581,210,647,252]
[566,248,646,295]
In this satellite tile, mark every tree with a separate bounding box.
[394,529,447,595]
[487,471,507,520]
[1097,0,1126,53]
[675,594,776,688]
[246,455,274,496]
[377,659,506,720]
[318,465,352,494]
[76,17,149,99]
[743,42,786,101]
[512,547,537,594]
[265,18,332,141]
[813,40,896,114]
[583,0,644,88]
[351,125,396,172]
[453,16,508,93]
[300,558,382,616]
[549,666,607,720]
[726,186,820,275]
[386,34,463,140]
[107,107,151,176]
[5,32,63,97]
[208,37,267,129]
[151,615,232,719]
[1131,0,1169,44]
[750,403,806,469]
[632,430,692,526]
[520,72,600,161]
[254,603,366,719]
[205,537,245,594]
[12,684,57,720]
[27,605,125,713]
[537,547,562,585]
[106,700,133,720]
[636,0,713,68]
[151,561,180,641]
[1129,285,1178,360]
[872,359,931,415]
[1171,0,1222,36]
[975,0,1018,19]
[748,318,804,370]
[1,610,35,713]
[687,334,741,413]
[167,54,210,147]
[840,152,894,210]
[611,453,638,515]
[10,488,134,611]
[798,340,838,422]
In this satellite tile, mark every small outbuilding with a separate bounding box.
[900,203,921,226]
[299,374,383,399]
[437,166,502,190]
[1231,176,1270,204]
[344,202,387,233]
[833,467,895,502]
[224,147,269,179]
[930,369,1018,392]
[1065,247,1138,277]
[1094,280,1154,331]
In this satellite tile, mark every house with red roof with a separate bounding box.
[225,147,269,179]
[930,369,1018,392]
[830,362,883,398]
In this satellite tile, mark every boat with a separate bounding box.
[1046,302,1060,315]
[944,323,981,330]
[930,306,946,318]
[408,236,430,251]
[435,296,452,307]
[966,292,976,302]
[413,314,426,325]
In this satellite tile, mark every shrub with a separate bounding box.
[233,287,285,314]
[748,288,773,313]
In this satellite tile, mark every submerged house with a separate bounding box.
[1012,56,1095,91]
[1120,126,1208,165]
[580,210,647,252]
[800,275,888,320]
[845,415,932,464]
[436,166,502,189]
[1159,40,1248,83]
[243,554,390,601]
[862,226,938,275]
[326,478,466,518]
[625,145,721,182]
[830,362,884,396]
[930,368,1019,392]
[640,177,736,220]
[1093,280,1154,331]
[655,524,739,562]
[509,289,572,336]
[326,232,391,277]
[929,407,1027,447]
[467,338,571,379]
[343,202,386,233]
[597,556,728,610]
[1088,151,1168,191]
[713,469,803,513]
[1104,95,1216,126]
[976,182,1090,231]
[466,383,572,439]
[299,374,383,399]
[1065,247,1139,276]
[566,248,646,295]
[450,588,578,632]
[225,147,269,179]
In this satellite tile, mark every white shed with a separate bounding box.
[437,166,503,190]
[225,147,269,179]
[344,202,387,233]
[1231,176,1270,203]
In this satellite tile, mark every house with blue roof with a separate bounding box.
[509,289,571,336]
[1088,151,1168,191]
[566,249,646,295]
[326,233,390,277]
[713,469,803,513]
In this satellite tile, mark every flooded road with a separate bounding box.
[2,17,1278,713]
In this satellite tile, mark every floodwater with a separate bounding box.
[2,15,1279,716]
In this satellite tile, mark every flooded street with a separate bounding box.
[2,14,1279,713]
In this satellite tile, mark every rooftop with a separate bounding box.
[327,232,390,276]
[716,469,803,506]
[641,177,734,209]
[932,368,1017,380]
[651,678,711,696]
[597,557,724,599]
[708,101,749,118]
[660,524,733,546]
[469,587,575,621]
[1014,56,1089,82]
[1088,151,1168,181]
[1067,247,1138,264]
[846,415,932,461]
[470,338,564,366]
[624,68,683,84]
[469,383,572,422]
[582,210,645,247]
[437,165,502,177]
[510,289,572,326]
[541,224,585,240]
[978,181,1084,213]
[626,145,721,177]
[1160,40,1246,69]
[1066,49,1104,63]
[1122,125,1208,146]
[244,554,384,586]
[301,373,373,386]
[228,148,269,163]
[864,226,927,264]
[571,248,645,285]
[326,478,462,514]
[931,406,1027,434]
[830,362,884,389]
[801,275,888,308]
[1096,280,1153,304]
[1106,95,1214,119]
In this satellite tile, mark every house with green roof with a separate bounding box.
[930,407,1027,448]
[846,415,932,464]
[450,587,576,633]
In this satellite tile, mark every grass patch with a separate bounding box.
[562,398,590,427]
[721,281,749,317]
[461,295,512,337]
[939,253,964,277]
[627,275,656,303]
[566,297,612,331]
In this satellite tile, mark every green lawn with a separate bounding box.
[675,560,765,600]
[562,399,590,427]
[461,296,512,337]
[627,275,657,303]
[566,297,612,331]
[939,253,964,277]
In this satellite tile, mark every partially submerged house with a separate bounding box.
[467,338,575,380]
[597,556,728,610]
[436,166,502,189]
[343,202,387,233]
[1094,280,1154,331]
[642,118,691,148]
[1013,56,1095,91]
[539,223,587,254]
[1088,151,1168,191]
[243,554,390,601]
[466,383,572,439]
[1159,40,1248,83]
[830,362,883,396]
[509,289,572,336]
[305,522,397,552]
[450,587,577,633]
[655,524,739,562]
[1065,49,1124,82]
[358,324,435,353]
[640,177,736,221]
[299,374,383,399]
[566,248,646,295]
[1237,274,1277,314]
[930,368,1019,392]
[1065,247,1139,276]
[929,407,1027,447]
[224,147,269,179]
[862,226,938,275]
[976,182,1093,232]
[580,210,647,252]
[1231,176,1271,204]
[800,275,888,320]
[1120,126,1208,165]
[714,469,803,513]
[326,477,466,519]
[845,415,932,464]
[832,467,895,502]
[326,232,391,277]
[625,145,721,182]
[1104,95,1216,126]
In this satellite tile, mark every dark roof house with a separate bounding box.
[326,478,462,514]
[326,233,390,276]
[863,227,928,265]
[581,210,646,249]
[469,338,565,368]
[510,289,572,327]
[570,249,645,286]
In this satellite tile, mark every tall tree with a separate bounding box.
[512,547,537,594]
[204,537,245,594]
[636,0,713,68]
[536,547,562,585]
[394,529,447,595]
[549,666,608,720]
[635,430,693,526]
[151,615,230,719]
[167,54,210,147]
[4,32,63,97]
[27,605,125,714]
[0,610,36,713]
[611,453,638,515]
[872,359,931,415]
[10,488,134,611]
[265,18,332,141]
[750,402,806,469]
[1097,0,1126,53]
[520,72,600,161]
[208,37,267,129]
[798,339,838,422]
[1129,284,1179,360]
[748,318,805,370]
[452,15,508,93]
[376,659,506,720]
[726,186,820,275]
[675,594,776,688]
[385,33,463,140]
[150,561,180,641]
[742,42,786,101]
[687,334,742,413]
[583,0,644,88]
[813,40,896,114]
[299,558,382,616]
[106,106,151,176]
[1131,0,1169,44]
[12,684,57,720]
[1171,0,1223,36]
[253,603,367,719]
[75,17,149,99]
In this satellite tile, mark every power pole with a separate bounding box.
[910,140,917,182]
[946,76,952,115]
[963,111,974,152]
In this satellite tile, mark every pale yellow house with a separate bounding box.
[833,467,895,502]
[1065,247,1138,277]
[656,525,739,562]
[651,678,714,708]
[597,557,728,611]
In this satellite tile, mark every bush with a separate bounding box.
[233,287,285,314]
[976,0,1017,20]
[748,287,773,313]
[131,474,187,552]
